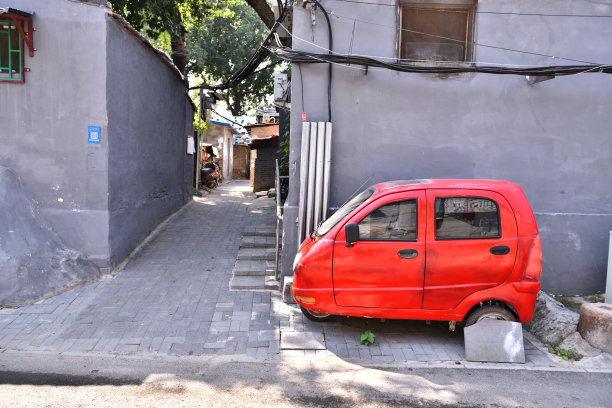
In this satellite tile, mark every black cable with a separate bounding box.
[311,0,333,122]
[269,47,612,76]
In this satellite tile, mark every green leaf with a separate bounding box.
[562,355,569,361]
[360,330,375,346]
[548,348,555,354]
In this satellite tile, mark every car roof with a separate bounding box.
[373,179,524,197]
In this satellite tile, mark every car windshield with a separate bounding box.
[315,186,376,237]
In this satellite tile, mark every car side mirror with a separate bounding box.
[345,223,359,247]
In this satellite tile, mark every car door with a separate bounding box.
[332,191,426,309]
[423,189,518,310]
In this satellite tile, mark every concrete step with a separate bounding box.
[243,225,276,237]
[230,275,280,291]
[233,260,275,276]
[240,235,277,248]
[236,247,275,261]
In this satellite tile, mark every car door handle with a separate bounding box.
[490,245,510,255]
[398,249,418,259]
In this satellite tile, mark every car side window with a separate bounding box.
[358,199,417,241]
[434,197,500,239]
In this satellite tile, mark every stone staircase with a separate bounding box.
[230,225,280,291]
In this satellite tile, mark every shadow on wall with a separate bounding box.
[0,167,100,308]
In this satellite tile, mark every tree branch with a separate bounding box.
[243,0,275,29]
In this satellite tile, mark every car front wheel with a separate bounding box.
[300,306,334,322]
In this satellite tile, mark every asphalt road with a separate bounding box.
[0,353,610,407]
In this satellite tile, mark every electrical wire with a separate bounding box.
[329,11,603,65]
[327,0,612,17]
[310,0,333,122]
[279,22,591,69]
[211,109,247,128]
[269,47,612,76]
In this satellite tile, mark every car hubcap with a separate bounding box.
[477,313,509,322]
[308,310,331,318]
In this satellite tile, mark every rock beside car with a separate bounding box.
[524,291,579,345]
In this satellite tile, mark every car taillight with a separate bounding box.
[522,235,542,281]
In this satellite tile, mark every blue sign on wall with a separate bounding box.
[88,126,101,144]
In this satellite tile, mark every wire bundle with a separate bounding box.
[268,47,611,76]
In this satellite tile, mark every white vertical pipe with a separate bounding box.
[314,122,326,229]
[297,123,310,246]
[322,122,333,220]
[305,122,318,238]
[606,231,612,304]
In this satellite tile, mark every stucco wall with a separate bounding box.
[106,17,194,266]
[0,0,111,266]
[283,0,612,294]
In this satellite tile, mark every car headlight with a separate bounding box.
[292,252,303,273]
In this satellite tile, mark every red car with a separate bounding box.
[292,179,542,327]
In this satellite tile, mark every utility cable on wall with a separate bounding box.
[309,0,333,122]
[278,23,603,69]
[269,47,611,76]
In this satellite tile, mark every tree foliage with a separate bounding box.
[187,2,279,116]
[110,0,237,72]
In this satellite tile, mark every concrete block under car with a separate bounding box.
[464,319,525,363]
[578,303,612,353]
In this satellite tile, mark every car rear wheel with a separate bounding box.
[300,306,334,322]
[465,305,517,326]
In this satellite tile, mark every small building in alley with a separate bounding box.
[281,0,612,295]
[0,0,194,304]
[206,120,241,182]
[245,112,280,193]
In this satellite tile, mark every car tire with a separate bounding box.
[300,306,334,322]
[465,305,517,326]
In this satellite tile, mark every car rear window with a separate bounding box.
[434,197,500,239]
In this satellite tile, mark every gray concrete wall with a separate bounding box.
[283,0,612,295]
[106,17,194,266]
[0,0,111,266]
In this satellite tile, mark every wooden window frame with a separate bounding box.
[396,0,477,66]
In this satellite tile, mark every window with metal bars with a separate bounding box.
[0,19,23,82]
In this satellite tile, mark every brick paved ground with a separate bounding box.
[1,180,609,370]
[0,181,278,358]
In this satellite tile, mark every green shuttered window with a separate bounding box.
[0,19,23,82]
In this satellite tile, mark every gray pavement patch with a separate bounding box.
[281,332,326,350]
